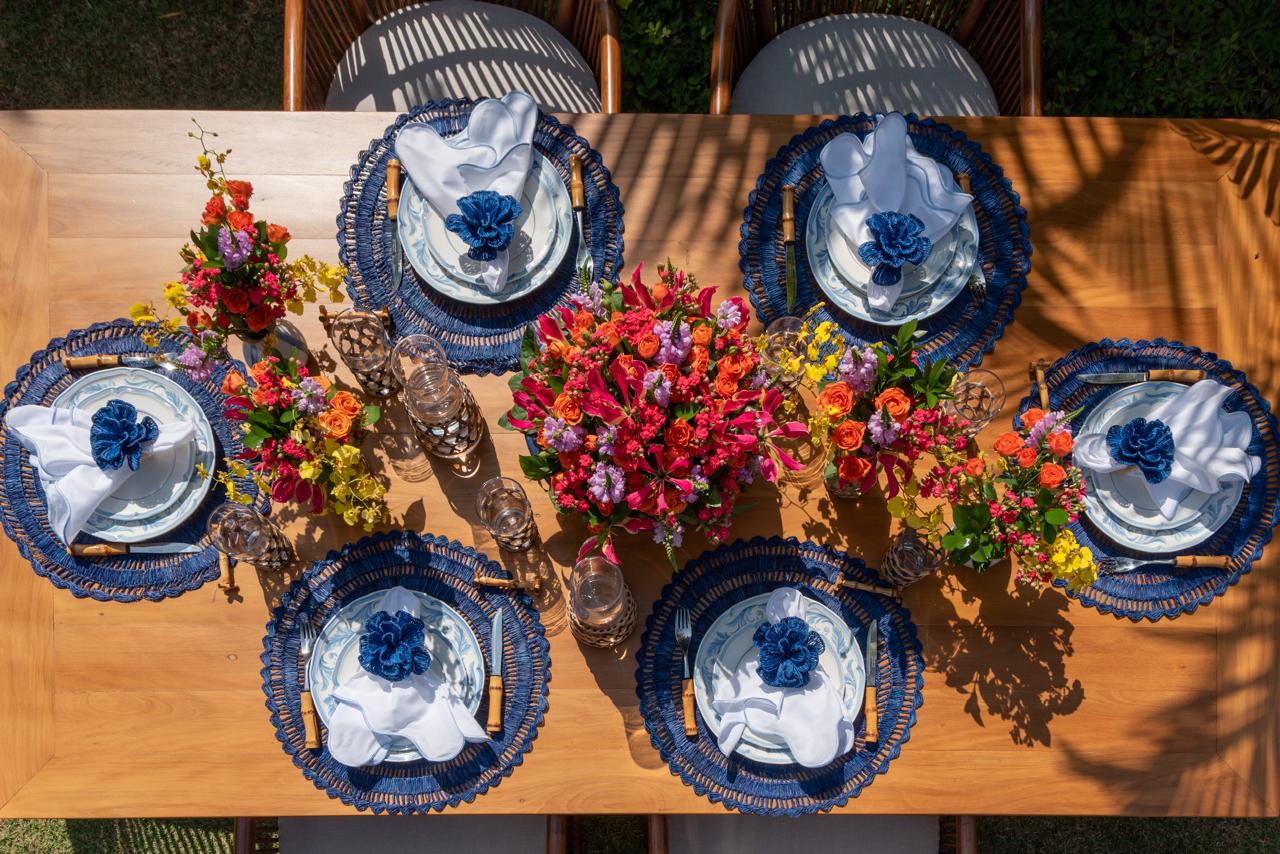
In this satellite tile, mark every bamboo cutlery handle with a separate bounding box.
[385,158,401,221]
[300,690,321,750]
[781,185,796,244]
[64,354,120,370]
[864,685,879,744]
[1176,555,1231,569]
[569,155,586,211]
[1149,369,1205,383]
[487,675,504,734]
[70,543,128,557]
[681,678,698,737]
[1028,360,1050,409]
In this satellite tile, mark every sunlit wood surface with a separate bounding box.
[0,111,1277,817]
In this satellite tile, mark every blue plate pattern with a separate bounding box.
[261,531,550,813]
[740,113,1031,369]
[0,320,265,602]
[339,98,625,376]
[1018,338,1280,621]
[636,536,924,816]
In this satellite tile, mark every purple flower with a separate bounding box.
[588,461,626,505]
[867,408,899,446]
[217,226,253,271]
[654,320,692,365]
[543,416,583,453]
[643,369,671,408]
[295,376,327,416]
[652,520,684,549]
[596,425,618,456]
[715,300,742,330]
[1026,410,1064,447]
[838,346,878,395]
[177,343,214,384]
[570,280,607,319]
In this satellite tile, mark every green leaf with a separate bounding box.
[941,530,968,551]
[243,426,268,450]
[362,405,381,427]
[673,402,699,421]
[1044,508,1069,526]
[519,325,538,370]
[519,452,555,481]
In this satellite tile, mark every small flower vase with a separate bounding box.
[825,473,865,499]
[239,318,309,367]
[880,528,946,588]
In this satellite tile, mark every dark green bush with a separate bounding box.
[617,0,717,113]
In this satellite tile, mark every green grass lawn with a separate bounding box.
[1,2,1277,852]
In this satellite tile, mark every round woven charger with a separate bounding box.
[0,319,264,602]
[636,536,924,816]
[1017,338,1280,621]
[338,99,625,376]
[740,113,1031,369]
[261,530,551,813]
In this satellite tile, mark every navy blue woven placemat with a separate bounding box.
[261,530,550,813]
[338,99,624,376]
[1019,339,1280,621]
[0,320,264,603]
[636,536,923,816]
[740,114,1030,369]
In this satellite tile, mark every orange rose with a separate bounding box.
[266,223,291,244]
[596,322,621,349]
[715,372,740,397]
[964,456,986,476]
[722,352,754,378]
[226,179,253,211]
[249,360,274,384]
[816,382,854,419]
[201,195,227,225]
[837,454,872,484]
[245,304,275,332]
[1016,447,1038,469]
[689,345,710,376]
[221,370,246,395]
[650,282,669,303]
[314,375,331,393]
[318,409,352,440]
[331,390,363,419]
[832,420,866,451]
[993,431,1023,456]
[874,387,912,421]
[1047,431,1074,457]
[637,334,660,360]
[1040,463,1066,489]
[664,420,693,448]
[226,210,255,233]
[660,363,680,385]
[1021,408,1045,429]
[691,324,712,346]
[552,394,583,425]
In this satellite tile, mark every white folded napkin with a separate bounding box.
[4,403,195,545]
[820,112,973,310]
[711,588,857,768]
[394,91,538,293]
[326,586,489,767]
[1075,379,1261,520]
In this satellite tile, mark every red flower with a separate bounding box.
[1047,431,1074,456]
[226,180,253,211]
[201,195,227,225]
[837,454,872,485]
[1016,447,1038,469]
[244,304,275,332]
[226,210,255,233]
[1040,463,1066,489]
[266,223,291,244]
[221,289,250,314]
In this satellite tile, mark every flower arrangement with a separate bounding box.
[131,121,345,377]
[502,264,806,563]
[793,320,969,497]
[895,406,1096,590]
[209,355,390,530]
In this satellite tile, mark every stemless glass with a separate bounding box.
[208,503,294,572]
[326,308,398,398]
[567,554,635,647]
[761,315,805,392]
[392,335,485,468]
[944,368,1006,435]
[880,528,946,588]
[475,477,537,552]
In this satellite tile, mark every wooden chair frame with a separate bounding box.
[283,0,621,113]
[709,0,1042,116]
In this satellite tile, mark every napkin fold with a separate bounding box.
[326,586,489,767]
[394,91,538,293]
[4,403,195,545]
[711,588,857,768]
[820,112,973,310]
[1075,379,1261,520]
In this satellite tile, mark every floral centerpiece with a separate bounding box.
[131,121,345,375]
[209,355,390,530]
[897,406,1096,590]
[502,264,806,562]
[795,320,970,497]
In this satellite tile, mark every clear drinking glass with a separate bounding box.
[880,528,946,588]
[393,334,484,467]
[475,477,537,551]
[326,308,398,398]
[207,503,294,572]
[567,554,634,646]
[762,315,805,392]
[944,368,1006,434]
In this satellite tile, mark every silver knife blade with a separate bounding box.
[121,354,179,371]
[490,609,503,678]
[130,542,202,555]
[864,620,878,687]
[1081,371,1150,384]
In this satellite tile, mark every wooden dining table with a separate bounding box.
[0,111,1278,818]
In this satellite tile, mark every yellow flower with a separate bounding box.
[342,507,360,526]
[804,363,827,384]
[331,444,360,468]
[813,322,835,345]
[130,302,157,323]
[355,477,383,500]
[141,331,159,347]
[1045,529,1098,592]
[197,155,211,170]
[298,460,318,481]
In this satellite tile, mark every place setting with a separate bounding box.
[1020,338,1280,621]
[0,320,265,602]
[635,537,924,816]
[339,90,626,376]
[740,111,1031,369]
[260,530,551,813]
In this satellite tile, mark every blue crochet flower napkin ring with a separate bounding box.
[359,610,432,682]
[90,399,159,472]
[753,616,825,689]
[445,190,522,262]
[1107,416,1175,484]
[857,211,933,287]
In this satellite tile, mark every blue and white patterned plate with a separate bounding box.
[804,179,978,326]
[692,592,865,766]
[308,588,486,764]
[49,367,214,543]
[1079,381,1242,553]
[399,152,572,306]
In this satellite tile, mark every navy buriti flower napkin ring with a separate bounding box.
[1107,416,1176,483]
[89,399,159,472]
[445,190,522,262]
[753,615,825,689]
[359,610,432,682]
[858,211,933,287]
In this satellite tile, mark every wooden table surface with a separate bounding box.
[1,111,1278,818]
